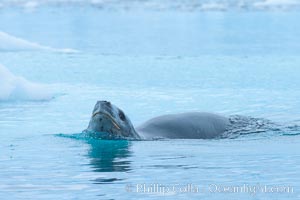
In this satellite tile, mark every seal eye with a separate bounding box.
[119,111,125,121]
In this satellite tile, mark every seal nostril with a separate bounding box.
[99,100,111,106]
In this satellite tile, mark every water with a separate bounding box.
[1,2,300,199]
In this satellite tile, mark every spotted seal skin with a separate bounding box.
[84,101,140,140]
[84,101,232,140]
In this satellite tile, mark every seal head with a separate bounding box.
[85,101,140,140]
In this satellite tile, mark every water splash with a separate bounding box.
[225,115,300,139]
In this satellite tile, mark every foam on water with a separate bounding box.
[0,31,77,53]
[0,64,53,101]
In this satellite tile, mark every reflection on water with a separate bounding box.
[86,139,132,173]
[56,133,132,185]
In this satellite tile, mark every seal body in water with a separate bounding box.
[84,101,231,140]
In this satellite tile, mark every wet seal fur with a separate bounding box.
[83,101,243,140]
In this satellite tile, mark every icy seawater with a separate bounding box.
[1,3,300,200]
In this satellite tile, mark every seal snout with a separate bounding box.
[97,100,111,107]
[86,101,139,140]
[92,111,121,130]
[92,101,121,130]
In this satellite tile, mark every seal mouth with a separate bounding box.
[92,111,121,130]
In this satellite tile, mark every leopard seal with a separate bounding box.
[84,101,231,140]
